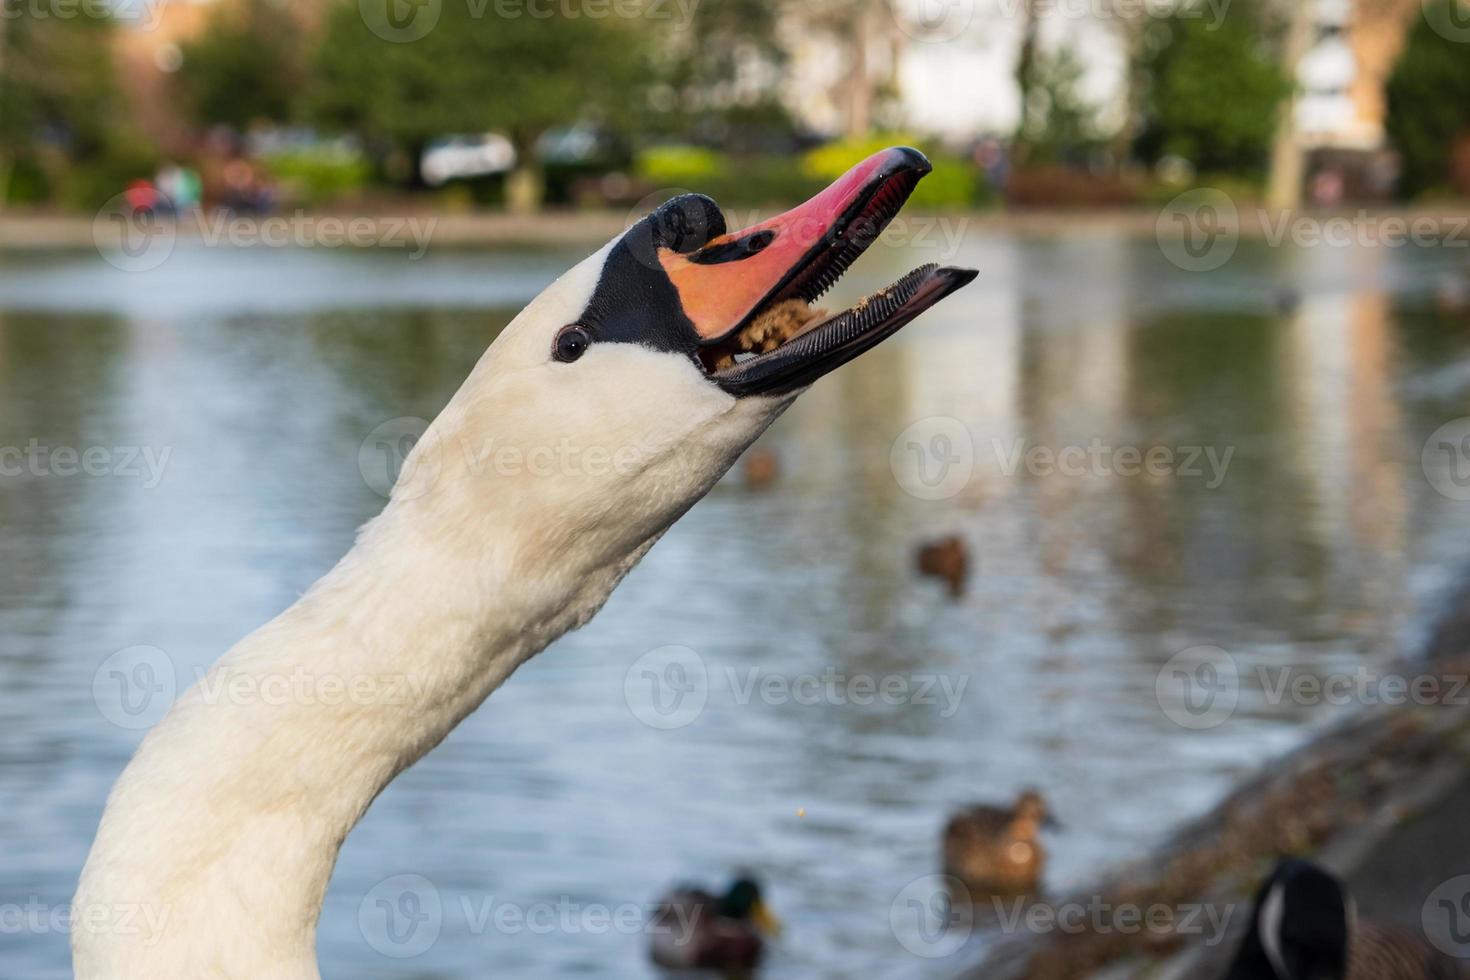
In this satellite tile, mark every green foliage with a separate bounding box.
[308,0,651,167]
[651,0,792,141]
[0,6,144,207]
[636,147,822,205]
[1017,47,1100,165]
[636,145,729,184]
[1385,0,1470,198]
[0,7,119,160]
[264,148,373,204]
[1134,1,1292,175]
[177,0,305,129]
[802,136,986,209]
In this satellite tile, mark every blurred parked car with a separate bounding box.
[420,134,517,187]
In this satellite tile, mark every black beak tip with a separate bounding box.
[937,266,979,290]
[887,145,933,177]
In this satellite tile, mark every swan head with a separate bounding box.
[398,147,975,578]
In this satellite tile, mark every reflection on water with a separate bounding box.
[2,236,1470,978]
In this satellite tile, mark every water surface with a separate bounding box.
[3,231,1470,977]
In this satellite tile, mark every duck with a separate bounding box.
[942,788,1057,896]
[1223,858,1466,979]
[916,534,970,597]
[70,147,975,979]
[1437,272,1470,315]
[649,876,781,972]
[743,446,780,489]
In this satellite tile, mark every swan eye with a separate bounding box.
[553,325,591,363]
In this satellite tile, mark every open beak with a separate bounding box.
[658,146,977,397]
[750,899,782,938]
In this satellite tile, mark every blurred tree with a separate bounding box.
[177,0,306,131]
[308,0,650,210]
[0,6,128,207]
[1133,1,1292,177]
[1015,46,1099,166]
[1012,0,1040,166]
[799,0,903,138]
[647,0,805,152]
[1262,0,1312,209]
[1385,0,1470,197]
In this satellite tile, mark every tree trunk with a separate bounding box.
[844,2,873,138]
[1012,0,1040,168]
[505,135,545,214]
[0,12,8,212]
[1265,1,1315,211]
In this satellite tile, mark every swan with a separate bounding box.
[72,146,975,979]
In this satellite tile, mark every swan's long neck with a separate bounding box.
[72,491,660,980]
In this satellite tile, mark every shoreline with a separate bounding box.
[6,203,1470,251]
[961,574,1470,980]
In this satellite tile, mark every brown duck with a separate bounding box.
[942,788,1056,896]
[916,534,969,597]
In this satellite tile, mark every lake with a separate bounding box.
[2,225,1470,977]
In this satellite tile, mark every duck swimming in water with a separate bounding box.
[916,534,970,597]
[649,876,780,972]
[942,788,1057,896]
[1223,858,1466,980]
[72,148,975,980]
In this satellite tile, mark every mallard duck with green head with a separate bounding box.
[649,876,781,972]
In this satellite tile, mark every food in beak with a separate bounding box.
[673,147,978,396]
[704,299,829,372]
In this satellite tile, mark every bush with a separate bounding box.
[636,145,728,185]
[264,149,372,205]
[635,139,992,210]
[801,135,987,209]
[1385,0,1470,198]
[635,146,825,206]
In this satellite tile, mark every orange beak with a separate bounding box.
[658,146,934,344]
